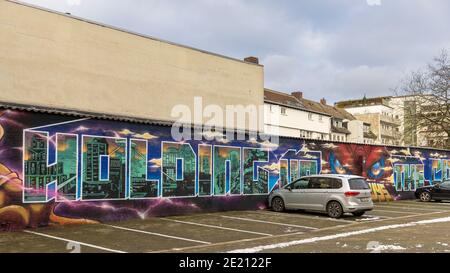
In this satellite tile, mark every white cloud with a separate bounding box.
[366,0,382,6]
[19,0,450,103]
[66,0,81,6]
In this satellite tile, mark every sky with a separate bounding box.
[19,0,450,104]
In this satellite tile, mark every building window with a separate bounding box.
[300,131,313,138]
[308,113,313,121]
[319,116,323,122]
[281,107,287,115]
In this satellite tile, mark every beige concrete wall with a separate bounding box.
[0,0,264,131]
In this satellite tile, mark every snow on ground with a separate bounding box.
[367,243,406,252]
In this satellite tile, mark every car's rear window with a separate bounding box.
[348,178,370,190]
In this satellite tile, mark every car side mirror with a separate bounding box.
[435,183,441,188]
[287,187,292,192]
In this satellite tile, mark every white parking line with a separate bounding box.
[221,215,318,230]
[253,211,352,223]
[104,224,211,245]
[380,202,450,210]
[375,205,444,212]
[227,215,450,253]
[160,218,274,237]
[364,214,392,219]
[401,201,450,206]
[372,209,419,215]
[24,230,126,253]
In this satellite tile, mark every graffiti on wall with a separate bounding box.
[0,108,450,229]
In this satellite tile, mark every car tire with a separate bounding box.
[271,197,285,212]
[327,201,344,218]
[352,211,366,217]
[419,192,432,202]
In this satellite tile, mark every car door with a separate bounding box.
[283,178,309,209]
[438,182,450,199]
[303,177,332,211]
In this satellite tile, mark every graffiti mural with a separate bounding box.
[0,108,450,230]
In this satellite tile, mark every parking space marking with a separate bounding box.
[104,224,211,245]
[160,218,274,237]
[227,214,450,253]
[401,201,450,206]
[364,214,393,219]
[220,215,318,230]
[24,230,126,253]
[253,211,353,223]
[375,205,444,212]
[371,208,420,215]
[158,211,447,253]
[379,202,450,210]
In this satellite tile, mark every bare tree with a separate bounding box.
[394,49,450,149]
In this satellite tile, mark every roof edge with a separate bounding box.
[6,0,263,68]
[0,101,448,152]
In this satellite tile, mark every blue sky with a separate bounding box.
[20,0,450,103]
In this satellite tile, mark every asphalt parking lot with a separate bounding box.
[2,200,450,253]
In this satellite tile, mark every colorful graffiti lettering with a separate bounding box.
[1,108,450,229]
[369,182,394,202]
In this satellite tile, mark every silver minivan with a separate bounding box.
[268,174,374,218]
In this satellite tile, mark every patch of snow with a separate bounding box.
[368,244,406,252]
[416,244,423,248]
[357,217,381,221]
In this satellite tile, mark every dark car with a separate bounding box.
[415,181,450,202]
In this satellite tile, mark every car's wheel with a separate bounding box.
[327,201,344,218]
[419,192,432,202]
[271,197,285,212]
[352,211,366,217]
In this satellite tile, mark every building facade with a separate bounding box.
[264,89,377,144]
[264,89,331,140]
[0,0,264,132]
[336,97,402,146]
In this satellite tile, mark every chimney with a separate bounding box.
[292,92,303,100]
[320,98,327,105]
[244,56,259,64]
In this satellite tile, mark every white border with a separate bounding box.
[128,138,160,200]
[242,147,270,196]
[22,131,79,203]
[80,135,128,201]
[160,141,197,199]
[197,144,213,197]
[212,145,242,196]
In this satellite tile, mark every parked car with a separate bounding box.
[268,174,374,218]
[415,181,450,202]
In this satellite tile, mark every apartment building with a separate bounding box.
[336,97,402,146]
[264,89,331,139]
[264,89,376,143]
